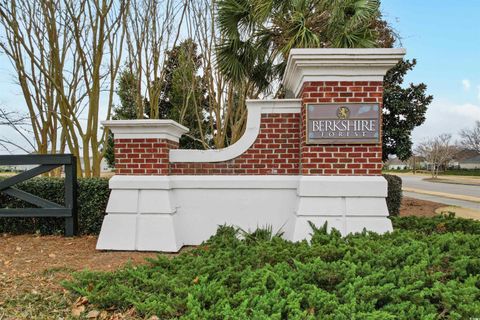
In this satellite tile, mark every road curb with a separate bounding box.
[422,178,480,187]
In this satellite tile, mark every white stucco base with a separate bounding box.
[96,175,392,252]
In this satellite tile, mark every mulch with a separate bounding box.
[0,234,167,305]
[399,196,445,218]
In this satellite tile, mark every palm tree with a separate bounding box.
[216,0,392,93]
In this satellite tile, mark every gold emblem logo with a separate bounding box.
[337,106,350,119]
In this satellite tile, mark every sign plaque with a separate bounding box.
[307,103,380,144]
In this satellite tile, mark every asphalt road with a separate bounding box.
[401,175,480,210]
[401,175,480,198]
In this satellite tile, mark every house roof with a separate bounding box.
[454,149,479,161]
[459,155,480,164]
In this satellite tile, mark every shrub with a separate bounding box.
[65,216,480,319]
[0,177,110,235]
[391,212,480,234]
[383,174,402,216]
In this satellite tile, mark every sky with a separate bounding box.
[0,1,479,153]
[381,1,480,144]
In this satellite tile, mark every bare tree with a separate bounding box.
[1,0,291,171]
[0,0,128,177]
[415,134,458,178]
[459,121,480,153]
[64,0,129,177]
[125,0,186,119]
[0,0,71,157]
[186,0,267,149]
[406,154,419,174]
[0,107,35,153]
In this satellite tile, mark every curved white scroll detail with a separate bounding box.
[169,99,301,163]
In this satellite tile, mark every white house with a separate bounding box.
[385,157,409,170]
[459,155,480,169]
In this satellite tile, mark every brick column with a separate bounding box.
[300,81,383,175]
[282,48,405,176]
[102,120,189,175]
[114,139,179,175]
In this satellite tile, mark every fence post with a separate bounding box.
[64,155,78,236]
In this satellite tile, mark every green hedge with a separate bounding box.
[0,177,110,235]
[383,174,402,216]
[65,215,480,319]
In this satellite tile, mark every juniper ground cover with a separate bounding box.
[64,214,480,319]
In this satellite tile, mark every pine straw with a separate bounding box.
[0,234,173,319]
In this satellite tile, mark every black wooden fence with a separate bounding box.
[0,154,78,236]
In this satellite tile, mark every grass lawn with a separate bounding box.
[382,169,413,174]
[383,169,480,177]
[440,169,480,176]
[2,213,480,319]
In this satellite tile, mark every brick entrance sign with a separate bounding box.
[98,48,405,252]
[299,81,384,176]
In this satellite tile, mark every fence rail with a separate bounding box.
[0,154,78,236]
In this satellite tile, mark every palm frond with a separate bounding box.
[215,0,386,88]
[327,0,380,48]
[250,0,273,23]
[217,0,254,38]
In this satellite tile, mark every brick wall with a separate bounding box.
[170,113,300,175]
[113,81,384,176]
[300,81,383,176]
[114,138,179,175]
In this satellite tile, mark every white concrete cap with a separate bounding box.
[169,99,301,163]
[102,119,189,142]
[282,48,406,97]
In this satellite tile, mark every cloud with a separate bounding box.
[412,100,480,145]
[462,79,471,90]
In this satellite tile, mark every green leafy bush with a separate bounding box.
[65,215,480,319]
[0,177,110,235]
[391,212,480,234]
[383,174,402,216]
